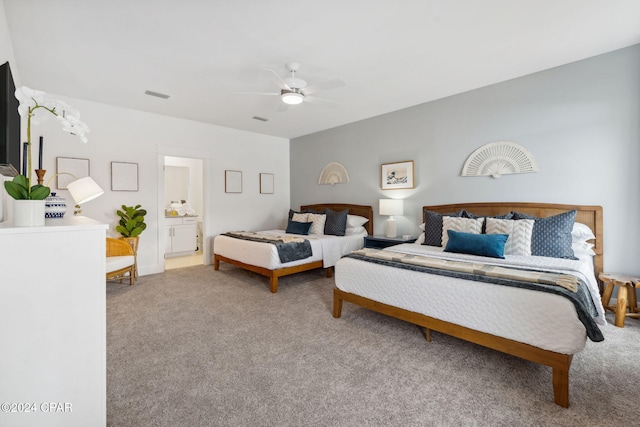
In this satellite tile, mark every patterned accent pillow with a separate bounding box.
[512,210,577,259]
[422,209,465,246]
[324,209,349,236]
[463,210,514,233]
[485,218,534,256]
[441,216,483,247]
[292,212,309,223]
[306,213,327,235]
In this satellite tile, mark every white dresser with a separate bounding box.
[0,216,107,427]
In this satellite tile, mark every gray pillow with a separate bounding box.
[324,208,349,236]
[422,209,465,246]
[512,210,577,259]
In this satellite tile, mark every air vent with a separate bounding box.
[144,90,170,99]
[252,116,268,122]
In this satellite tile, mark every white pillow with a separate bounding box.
[306,213,327,235]
[415,233,425,244]
[572,222,596,242]
[347,214,369,228]
[292,212,309,223]
[485,218,534,256]
[441,216,483,247]
[572,241,596,257]
[419,223,425,231]
[345,226,367,236]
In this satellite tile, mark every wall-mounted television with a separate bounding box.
[0,61,21,177]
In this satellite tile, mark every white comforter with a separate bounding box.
[335,243,605,355]
[214,230,367,270]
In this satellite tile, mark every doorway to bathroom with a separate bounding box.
[163,156,204,270]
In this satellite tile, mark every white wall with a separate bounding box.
[291,45,640,275]
[24,96,290,275]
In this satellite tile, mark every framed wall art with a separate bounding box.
[111,161,139,191]
[381,160,414,190]
[56,157,90,189]
[260,173,274,194]
[225,170,242,193]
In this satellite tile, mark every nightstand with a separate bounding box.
[364,235,417,249]
[599,272,640,327]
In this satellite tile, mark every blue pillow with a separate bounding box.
[512,210,577,259]
[285,220,312,235]
[422,209,465,246]
[444,230,509,259]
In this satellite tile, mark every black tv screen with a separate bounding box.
[0,61,20,176]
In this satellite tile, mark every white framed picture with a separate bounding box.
[260,173,274,194]
[111,162,139,191]
[225,170,242,193]
[56,157,90,189]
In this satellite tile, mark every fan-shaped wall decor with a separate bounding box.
[318,162,350,186]
[461,141,538,178]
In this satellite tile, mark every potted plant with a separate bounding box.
[3,86,89,226]
[116,204,147,279]
[116,204,147,238]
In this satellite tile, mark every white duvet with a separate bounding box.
[214,230,367,270]
[335,243,606,355]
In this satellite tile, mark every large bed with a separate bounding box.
[214,203,374,293]
[333,202,604,407]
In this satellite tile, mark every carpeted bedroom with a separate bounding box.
[106,264,640,426]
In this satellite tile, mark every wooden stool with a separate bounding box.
[599,272,640,327]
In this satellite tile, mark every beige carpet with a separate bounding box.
[107,264,640,426]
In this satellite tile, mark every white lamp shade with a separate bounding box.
[379,199,403,216]
[67,177,104,205]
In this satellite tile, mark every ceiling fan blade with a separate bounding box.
[262,68,291,91]
[304,95,339,108]
[303,78,346,95]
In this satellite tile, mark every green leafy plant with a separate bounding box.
[4,174,50,200]
[116,205,147,237]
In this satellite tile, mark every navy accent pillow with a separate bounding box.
[512,210,577,259]
[285,220,312,235]
[422,209,465,246]
[444,230,508,259]
[324,208,349,236]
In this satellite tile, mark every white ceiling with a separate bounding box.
[3,1,640,139]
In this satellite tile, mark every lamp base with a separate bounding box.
[385,218,397,238]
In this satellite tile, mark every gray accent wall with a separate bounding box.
[291,44,640,274]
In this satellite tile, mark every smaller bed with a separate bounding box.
[214,203,373,293]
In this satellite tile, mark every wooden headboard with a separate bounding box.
[301,203,374,235]
[423,202,603,278]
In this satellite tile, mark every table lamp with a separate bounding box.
[379,199,403,238]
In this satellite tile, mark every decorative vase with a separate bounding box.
[119,236,139,279]
[45,192,68,218]
[13,199,46,227]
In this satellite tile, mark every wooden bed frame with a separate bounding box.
[333,202,603,408]
[214,203,374,293]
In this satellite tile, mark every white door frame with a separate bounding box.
[156,146,211,270]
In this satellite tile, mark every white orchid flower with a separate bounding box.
[12,86,91,192]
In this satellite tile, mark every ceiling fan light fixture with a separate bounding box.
[281,89,304,105]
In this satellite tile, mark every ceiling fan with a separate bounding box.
[245,62,345,109]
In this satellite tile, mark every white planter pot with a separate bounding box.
[14,199,46,227]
